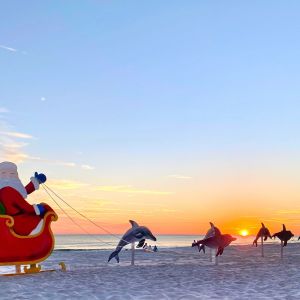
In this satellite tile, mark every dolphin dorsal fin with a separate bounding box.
[261,223,265,228]
[129,220,139,228]
[282,224,286,231]
[214,227,222,236]
[209,222,221,236]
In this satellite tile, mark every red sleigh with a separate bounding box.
[0,204,65,275]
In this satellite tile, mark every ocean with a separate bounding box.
[54,234,280,250]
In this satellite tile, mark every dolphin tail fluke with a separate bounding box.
[108,250,120,263]
[216,247,224,256]
[265,229,272,239]
[192,240,200,248]
[199,244,205,253]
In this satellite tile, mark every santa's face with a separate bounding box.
[0,170,19,180]
[0,170,27,198]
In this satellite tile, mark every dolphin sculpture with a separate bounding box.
[108,220,157,263]
[253,223,272,247]
[192,223,236,256]
[192,222,218,253]
[272,224,294,247]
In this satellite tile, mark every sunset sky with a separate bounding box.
[1,1,300,235]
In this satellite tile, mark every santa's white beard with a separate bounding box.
[0,178,27,199]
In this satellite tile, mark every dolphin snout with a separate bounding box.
[149,234,157,241]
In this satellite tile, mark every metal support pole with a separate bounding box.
[131,242,135,266]
[215,251,218,266]
[15,265,21,274]
[212,249,218,265]
[261,235,264,257]
[209,248,213,262]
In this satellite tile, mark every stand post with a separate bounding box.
[215,251,218,266]
[211,249,218,265]
[131,242,135,266]
[280,241,283,259]
[261,235,264,257]
[15,265,21,274]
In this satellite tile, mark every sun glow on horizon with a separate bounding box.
[240,229,249,237]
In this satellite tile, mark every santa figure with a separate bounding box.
[0,161,49,235]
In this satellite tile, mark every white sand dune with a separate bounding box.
[1,243,300,299]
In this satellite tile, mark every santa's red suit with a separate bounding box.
[0,160,50,236]
[0,179,43,235]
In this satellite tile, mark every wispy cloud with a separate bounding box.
[81,164,95,170]
[1,131,34,139]
[26,158,86,169]
[275,209,300,215]
[0,45,17,52]
[168,174,192,179]
[47,179,89,190]
[59,161,76,167]
[0,110,94,169]
[0,110,33,162]
[0,141,29,149]
[0,112,70,165]
[94,185,173,195]
[46,161,95,170]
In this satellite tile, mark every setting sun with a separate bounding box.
[240,229,249,237]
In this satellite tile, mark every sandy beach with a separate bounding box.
[2,0,300,299]
[1,243,300,299]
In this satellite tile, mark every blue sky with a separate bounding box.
[1,1,300,233]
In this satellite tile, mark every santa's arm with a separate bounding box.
[25,172,47,195]
[12,191,41,215]
[25,177,40,195]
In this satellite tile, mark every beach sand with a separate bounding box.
[1,243,300,299]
